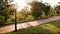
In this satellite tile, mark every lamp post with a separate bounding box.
[15,6,17,32]
[14,2,19,32]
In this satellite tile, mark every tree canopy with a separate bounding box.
[29,1,51,19]
[0,0,15,24]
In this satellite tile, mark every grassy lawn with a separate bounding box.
[56,14,60,16]
[5,20,60,34]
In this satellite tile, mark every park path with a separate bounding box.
[0,16,60,33]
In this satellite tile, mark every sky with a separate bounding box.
[12,0,60,11]
[41,0,60,6]
[29,0,60,6]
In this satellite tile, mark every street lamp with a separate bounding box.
[13,4,18,32]
[15,8,17,32]
[11,4,18,32]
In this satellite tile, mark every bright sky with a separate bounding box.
[12,0,60,11]
[42,0,60,6]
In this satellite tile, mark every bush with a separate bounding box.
[7,15,15,22]
[0,16,5,25]
[26,15,34,21]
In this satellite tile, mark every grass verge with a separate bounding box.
[5,20,60,34]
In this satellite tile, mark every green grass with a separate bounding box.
[5,20,60,34]
[56,14,60,16]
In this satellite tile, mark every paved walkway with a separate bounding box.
[0,16,60,33]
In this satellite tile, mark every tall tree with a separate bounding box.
[29,1,51,19]
[44,3,51,17]
[0,0,15,24]
[55,2,60,14]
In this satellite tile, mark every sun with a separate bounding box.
[12,0,28,11]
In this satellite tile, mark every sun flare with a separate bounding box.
[12,0,29,11]
[12,0,32,11]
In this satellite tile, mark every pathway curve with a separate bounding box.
[0,16,60,33]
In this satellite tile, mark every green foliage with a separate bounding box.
[0,0,15,24]
[7,15,15,22]
[26,15,34,21]
[0,16,5,25]
[55,5,60,14]
[29,1,51,19]
[30,2,44,19]
[54,3,60,16]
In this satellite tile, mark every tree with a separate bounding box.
[0,0,15,24]
[29,1,51,19]
[44,3,51,17]
[55,2,60,14]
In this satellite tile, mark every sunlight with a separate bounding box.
[12,0,32,11]
[12,0,27,11]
